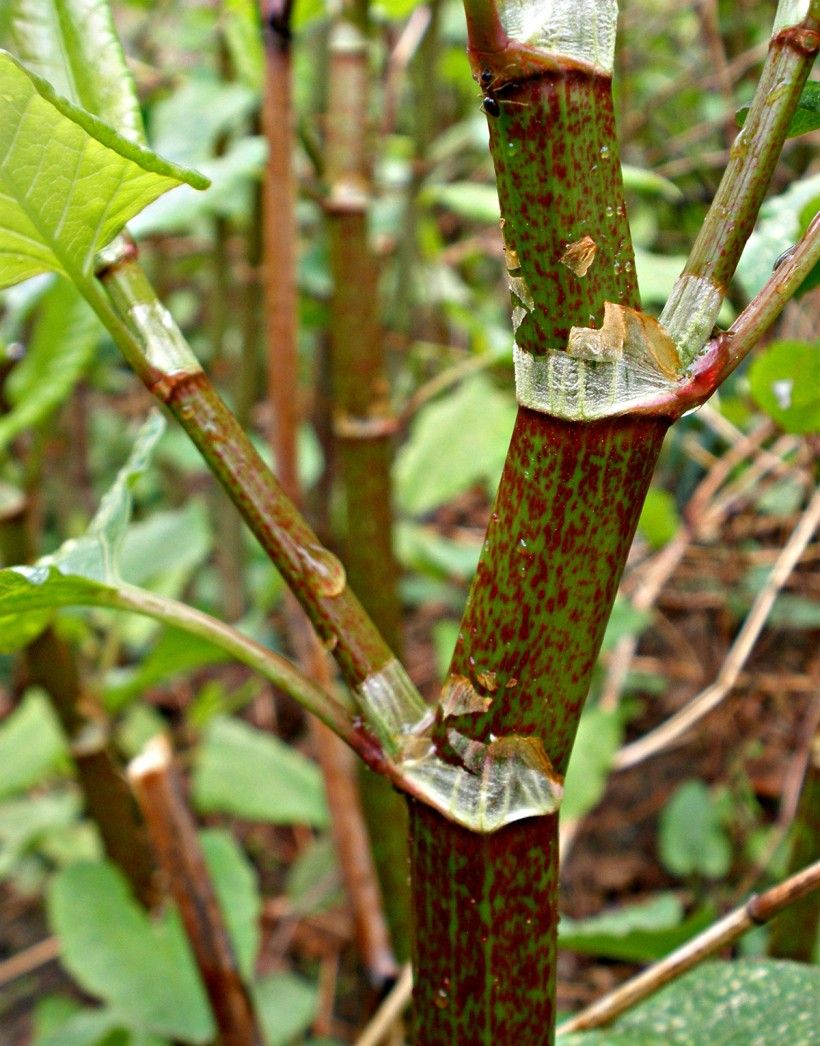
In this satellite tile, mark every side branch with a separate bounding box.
[659,0,819,366]
[89,243,414,703]
[129,737,265,1046]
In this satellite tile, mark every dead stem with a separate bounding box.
[614,487,820,770]
[128,736,265,1046]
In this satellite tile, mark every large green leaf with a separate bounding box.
[9,0,146,143]
[395,374,516,516]
[0,50,207,289]
[558,960,820,1044]
[0,278,101,455]
[0,689,66,799]
[49,860,214,1042]
[192,716,329,828]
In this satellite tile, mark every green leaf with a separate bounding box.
[737,80,820,140]
[736,173,820,299]
[621,164,683,201]
[49,412,165,584]
[0,278,101,455]
[285,835,342,916]
[0,790,82,879]
[9,0,146,143]
[49,860,214,1042]
[558,960,820,1044]
[659,780,732,879]
[255,972,319,1046]
[395,374,516,516]
[222,0,264,90]
[748,340,819,434]
[638,488,680,549]
[559,894,715,962]
[130,137,267,237]
[33,996,155,1046]
[422,182,501,224]
[200,829,260,981]
[599,597,651,654]
[118,502,212,588]
[0,50,207,289]
[633,248,688,307]
[396,521,483,581]
[562,707,623,821]
[192,716,329,828]
[106,627,231,710]
[148,76,258,164]
[0,689,66,798]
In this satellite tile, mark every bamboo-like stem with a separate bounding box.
[557,859,820,1034]
[128,735,264,1046]
[261,0,300,504]
[409,7,661,1031]
[325,15,411,960]
[660,1,819,366]
[91,253,403,699]
[258,2,401,978]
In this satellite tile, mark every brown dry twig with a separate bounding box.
[557,859,820,1034]
[614,486,820,770]
[128,736,264,1046]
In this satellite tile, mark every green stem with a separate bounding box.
[408,2,661,1037]
[89,254,402,698]
[325,17,411,958]
[660,1,819,366]
[677,212,820,407]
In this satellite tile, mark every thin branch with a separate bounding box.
[614,486,820,770]
[707,212,820,388]
[0,937,59,989]
[355,962,413,1046]
[129,736,265,1046]
[91,247,411,704]
[110,583,359,737]
[660,4,819,366]
[557,859,820,1034]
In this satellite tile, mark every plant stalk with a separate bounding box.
[325,15,411,960]
[129,735,264,1046]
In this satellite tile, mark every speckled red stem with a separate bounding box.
[408,43,665,1044]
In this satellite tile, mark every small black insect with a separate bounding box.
[482,96,501,118]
